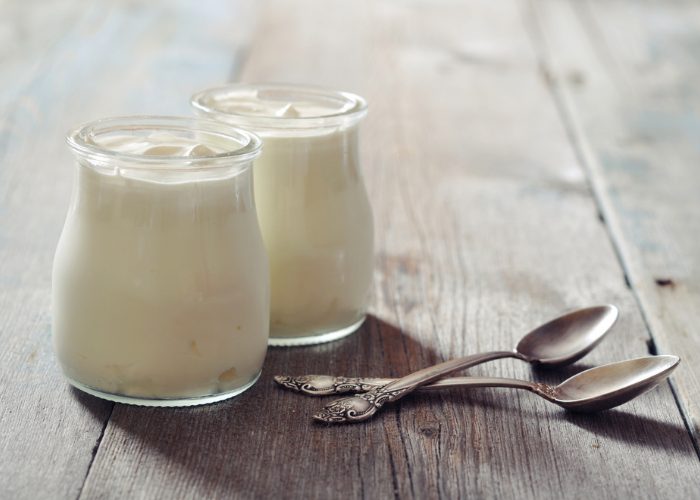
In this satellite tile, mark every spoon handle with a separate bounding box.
[368,350,519,392]
[274,376,393,396]
[275,351,522,396]
[312,351,526,423]
[275,374,539,395]
[421,376,536,390]
[349,351,522,412]
[419,377,555,399]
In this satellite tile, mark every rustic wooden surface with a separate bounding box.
[531,0,700,441]
[1,0,699,499]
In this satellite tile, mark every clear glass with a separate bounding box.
[52,116,269,406]
[192,84,374,346]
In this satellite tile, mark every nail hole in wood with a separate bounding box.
[654,278,676,288]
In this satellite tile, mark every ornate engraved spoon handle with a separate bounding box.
[314,350,524,423]
[277,350,522,396]
[273,376,392,396]
[275,374,552,396]
[275,374,551,396]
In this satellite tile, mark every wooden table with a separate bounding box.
[2,1,699,498]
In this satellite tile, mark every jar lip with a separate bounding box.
[191,83,368,130]
[66,115,262,169]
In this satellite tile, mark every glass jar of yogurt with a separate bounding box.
[192,84,374,346]
[52,116,269,406]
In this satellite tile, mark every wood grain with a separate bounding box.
[530,0,700,442]
[72,1,700,499]
[0,4,113,498]
[0,1,254,498]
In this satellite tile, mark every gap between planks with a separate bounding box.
[75,405,115,500]
[523,0,700,460]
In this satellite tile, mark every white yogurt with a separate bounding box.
[53,117,268,404]
[192,85,374,345]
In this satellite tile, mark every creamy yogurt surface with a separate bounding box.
[53,126,269,401]
[213,87,363,119]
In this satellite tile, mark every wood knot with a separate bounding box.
[654,278,676,288]
[567,70,586,87]
[419,427,438,438]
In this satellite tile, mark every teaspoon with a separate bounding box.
[305,305,617,423]
[313,355,680,423]
[275,305,618,397]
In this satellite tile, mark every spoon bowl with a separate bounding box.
[551,355,680,412]
[516,305,618,366]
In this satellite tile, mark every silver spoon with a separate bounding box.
[275,305,618,397]
[313,355,680,423]
[306,305,618,423]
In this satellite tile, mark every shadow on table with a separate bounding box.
[398,383,695,456]
[262,312,440,378]
[70,385,113,418]
[72,313,437,496]
[560,409,695,455]
[530,362,597,380]
[72,315,697,497]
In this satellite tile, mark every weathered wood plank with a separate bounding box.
[0,4,114,498]
[79,1,700,499]
[531,0,700,442]
[0,1,255,498]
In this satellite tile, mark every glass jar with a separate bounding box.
[52,116,268,406]
[192,84,374,346]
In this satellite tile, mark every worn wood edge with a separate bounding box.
[73,406,115,500]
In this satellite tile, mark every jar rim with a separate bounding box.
[66,115,262,170]
[191,83,368,131]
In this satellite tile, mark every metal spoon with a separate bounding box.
[275,305,618,397]
[313,355,680,423]
[305,305,618,423]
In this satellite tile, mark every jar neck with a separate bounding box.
[71,161,256,222]
[66,116,262,170]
